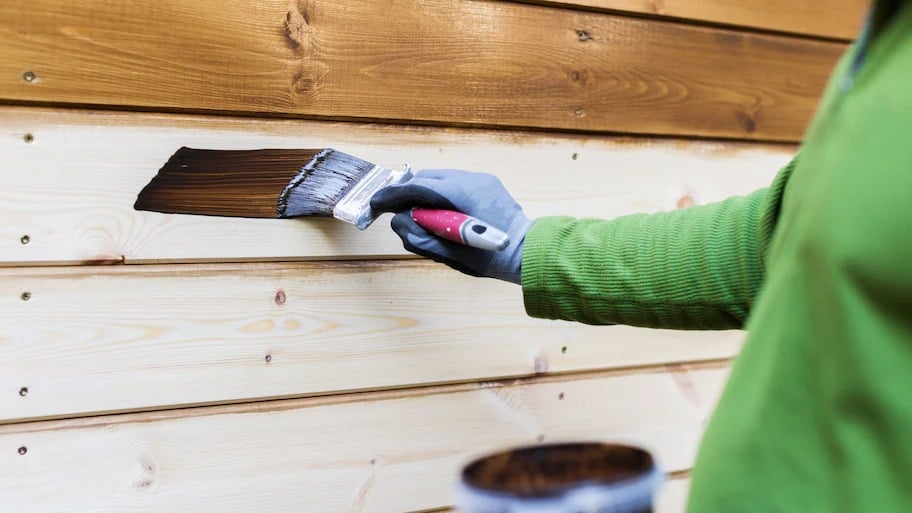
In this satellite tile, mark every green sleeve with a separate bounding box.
[521,159,795,330]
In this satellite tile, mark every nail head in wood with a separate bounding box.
[19,387,28,397]
[20,235,30,245]
[264,354,272,363]
[18,446,27,456]
[571,153,578,161]
[561,346,568,354]
[20,292,31,301]
[576,30,591,41]
[574,107,585,117]
[559,392,565,400]
[570,70,581,81]
[23,133,34,143]
[22,71,36,83]
[274,289,286,305]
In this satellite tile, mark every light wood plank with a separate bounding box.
[0,0,844,140]
[656,477,691,513]
[0,367,726,513]
[0,259,741,423]
[0,108,792,266]
[520,0,867,40]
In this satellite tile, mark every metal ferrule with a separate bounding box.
[333,164,413,229]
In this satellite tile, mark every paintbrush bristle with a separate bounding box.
[134,147,377,219]
[278,149,377,218]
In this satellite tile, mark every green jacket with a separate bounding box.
[521,1,912,511]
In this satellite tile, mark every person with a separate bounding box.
[370,1,911,511]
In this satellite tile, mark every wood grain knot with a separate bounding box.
[284,3,312,51]
[649,0,667,14]
[134,458,156,489]
[292,61,329,96]
[735,111,757,133]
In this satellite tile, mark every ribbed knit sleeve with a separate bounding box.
[521,159,795,330]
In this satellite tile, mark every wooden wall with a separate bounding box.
[0,1,865,511]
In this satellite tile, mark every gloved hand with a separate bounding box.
[370,169,533,284]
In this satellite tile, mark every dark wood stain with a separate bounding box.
[461,442,655,499]
[134,148,322,218]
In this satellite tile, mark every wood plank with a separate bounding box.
[520,0,867,40]
[0,108,792,266]
[0,366,726,513]
[0,0,845,140]
[656,477,691,513]
[0,259,741,423]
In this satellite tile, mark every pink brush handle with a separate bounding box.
[411,209,510,251]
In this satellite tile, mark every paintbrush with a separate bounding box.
[134,147,509,251]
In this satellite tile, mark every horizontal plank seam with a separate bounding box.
[667,468,692,480]
[0,359,731,434]
[504,0,857,42]
[0,105,801,150]
[0,356,732,426]
[0,254,423,270]
[0,258,436,276]
[0,99,813,145]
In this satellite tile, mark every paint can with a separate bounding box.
[455,442,662,513]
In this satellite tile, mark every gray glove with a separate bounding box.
[370,169,533,284]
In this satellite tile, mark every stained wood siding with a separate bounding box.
[0,0,846,141]
[516,0,867,39]
[0,0,865,511]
